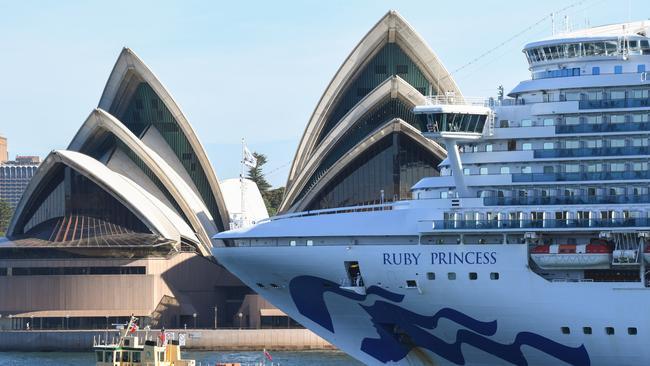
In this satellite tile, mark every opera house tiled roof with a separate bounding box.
[7,49,231,257]
[281,11,460,212]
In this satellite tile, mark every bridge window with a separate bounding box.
[605,327,615,335]
[561,326,570,334]
[426,272,435,280]
[583,327,592,335]
[628,327,637,335]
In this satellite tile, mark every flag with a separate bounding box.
[263,349,272,361]
[243,146,257,168]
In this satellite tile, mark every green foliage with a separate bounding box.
[263,187,285,217]
[246,152,284,216]
[0,199,12,236]
[247,153,271,192]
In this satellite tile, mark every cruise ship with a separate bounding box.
[214,20,650,365]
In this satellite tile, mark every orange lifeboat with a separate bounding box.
[531,240,612,269]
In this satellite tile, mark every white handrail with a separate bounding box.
[257,201,407,224]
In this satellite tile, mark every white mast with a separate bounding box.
[240,138,246,224]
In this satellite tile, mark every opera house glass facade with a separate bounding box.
[280,10,461,213]
[0,49,249,330]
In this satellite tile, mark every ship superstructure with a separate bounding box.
[214,21,650,366]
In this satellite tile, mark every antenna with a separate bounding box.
[564,15,570,33]
[551,12,556,35]
[628,0,632,24]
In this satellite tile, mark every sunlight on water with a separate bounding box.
[0,350,362,366]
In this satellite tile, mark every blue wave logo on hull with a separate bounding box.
[289,275,590,365]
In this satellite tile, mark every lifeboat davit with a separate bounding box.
[644,245,650,264]
[531,241,612,269]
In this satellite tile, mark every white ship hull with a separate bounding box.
[214,241,650,365]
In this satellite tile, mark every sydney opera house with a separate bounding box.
[0,48,267,330]
[280,10,460,213]
[0,10,458,330]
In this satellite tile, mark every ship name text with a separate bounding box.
[382,251,497,265]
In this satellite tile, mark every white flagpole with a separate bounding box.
[240,138,246,225]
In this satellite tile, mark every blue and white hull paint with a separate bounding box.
[214,218,650,365]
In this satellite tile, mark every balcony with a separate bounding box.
[534,146,650,158]
[579,97,650,110]
[484,194,650,206]
[556,122,650,134]
[511,171,650,183]
[429,218,650,231]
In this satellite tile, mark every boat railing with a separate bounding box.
[257,201,405,224]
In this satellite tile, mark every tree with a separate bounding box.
[245,152,284,216]
[246,153,271,192]
[264,187,285,217]
[0,199,12,236]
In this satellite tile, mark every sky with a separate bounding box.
[0,0,646,187]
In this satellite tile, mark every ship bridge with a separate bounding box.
[413,95,494,197]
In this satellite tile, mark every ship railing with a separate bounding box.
[424,95,494,107]
[483,193,650,206]
[422,218,650,232]
[257,201,405,224]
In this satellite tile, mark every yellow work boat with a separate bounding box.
[93,316,195,366]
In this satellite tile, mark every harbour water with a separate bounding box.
[0,350,362,365]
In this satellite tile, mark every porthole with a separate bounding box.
[406,280,418,288]
[605,327,615,335]
[256,283,265,288]
[469,272,478,280]
[448,272,456,280]
[561,327,570,334]
[583,327,592,335]
[270,283,279,288]
[490,272,500,280]
[426,272,435,280]
[628,327,637,335]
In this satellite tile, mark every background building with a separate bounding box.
[0,156,40,209]
[0,135,7,163]
[0,49,269,330]
[280,11,460,213]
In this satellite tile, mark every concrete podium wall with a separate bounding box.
[0,329,334,351]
